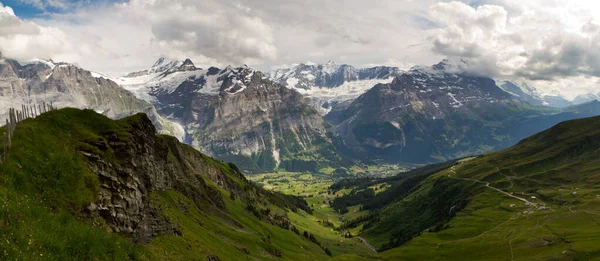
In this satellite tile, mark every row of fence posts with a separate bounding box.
[2,102,56,163]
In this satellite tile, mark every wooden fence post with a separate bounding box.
[6,118,11,149]
[3,132,6,161]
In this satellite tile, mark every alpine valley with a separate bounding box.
[4,0,600,260]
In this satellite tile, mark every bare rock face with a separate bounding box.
[190,72,339,172]
[81,113,244,242]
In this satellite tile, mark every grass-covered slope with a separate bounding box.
[334,115,600,260]
[0,108,336,260]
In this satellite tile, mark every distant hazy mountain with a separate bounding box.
[573,92,600,105]
[498,81,576,108]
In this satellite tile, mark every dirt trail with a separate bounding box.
[448,167,535,205]
[357,236,378,253]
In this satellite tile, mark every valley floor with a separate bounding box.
[248,172,379,260]
[251,161,600,261]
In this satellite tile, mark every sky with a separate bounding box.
[0,0,599,98]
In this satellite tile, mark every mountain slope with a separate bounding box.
[326,61,600,166]
[0,55,183,139]
[498,81,544,106]
[332,115,600,260]
[118,59,353,173]
[573,92,600,105]
[499,81,577,108]
[0,108,338,260]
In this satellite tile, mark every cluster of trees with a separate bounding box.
[303,231,332,256]
[330,159,462,214]
[331,189,375,214]
[245,181,312,214]
[327,159,466,251]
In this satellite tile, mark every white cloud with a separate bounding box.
[0,2,84,62]
[141,0,277,65]
[429,1,600,97]
[25,0,278,75]
[0,0,599,97]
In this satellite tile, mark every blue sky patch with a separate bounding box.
[2,0,126,18]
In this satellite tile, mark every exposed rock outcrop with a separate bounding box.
[81,113,245,242]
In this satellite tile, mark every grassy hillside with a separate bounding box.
[4,108,600,260]
[0,108,359,260]
[331,115,600,260]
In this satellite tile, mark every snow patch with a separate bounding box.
[447,92,463,108]
[286,77,299,87]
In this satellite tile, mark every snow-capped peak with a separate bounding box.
[321,60,340,74]
[125,57,183,78]
[177,58,197,72]
[20,58,56,70]
[153,57,168,67]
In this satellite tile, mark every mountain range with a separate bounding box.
[325,60,600,165]
[3,55,600,173]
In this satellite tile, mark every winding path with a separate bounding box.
[356,236,378,253]
[447,167,535,205]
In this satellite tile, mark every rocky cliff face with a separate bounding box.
[0,55,183,139]
[81,113,247,242]
[119,59,351,173]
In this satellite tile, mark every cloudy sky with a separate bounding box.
[0,0,599,98]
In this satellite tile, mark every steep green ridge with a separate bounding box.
[332,115,600,260]
[0,108,346,260]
